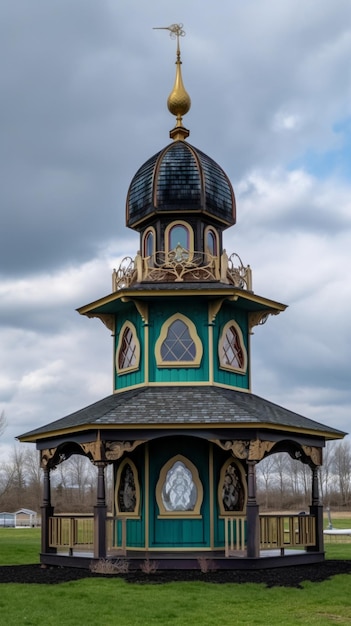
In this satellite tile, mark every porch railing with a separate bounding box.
[49,515,94,554]
[106,516,128,555]
[259,514,316,551]
[48,513,317,557]
[48,515,129,555]
[224,516,246,556]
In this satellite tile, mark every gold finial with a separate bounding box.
[153,24,191,141]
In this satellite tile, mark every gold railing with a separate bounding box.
[224,516,246,556]
[259,515,316,550]
[112,249,252,291]
[49,515,94,553]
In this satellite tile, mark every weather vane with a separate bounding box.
[153,23,190,140]
[153,23,186,54]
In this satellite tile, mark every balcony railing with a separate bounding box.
[112,248,252,291]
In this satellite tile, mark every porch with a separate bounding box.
[41,512,324,570]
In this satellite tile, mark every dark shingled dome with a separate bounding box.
[126,141,236,228]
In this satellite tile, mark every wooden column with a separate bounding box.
[94,462,107,559]
[41,467,55,554]
[308,466,324,553]
[246,460,260,558]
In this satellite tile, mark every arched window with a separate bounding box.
[116,321,140,374]
[218,320,247,373]
[218,459,246,515]
[142,228,155,259]
[115,458,140,517]
[169,224,188,250]
[155,313,203,367]
[156,455,203,517]
[165,221,194,261]
[204,227,218,256]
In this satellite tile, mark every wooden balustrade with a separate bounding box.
[49,515,94,554]
[259,514,316,552]
[224,516,246,556]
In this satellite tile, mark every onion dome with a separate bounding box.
[126,141,236,229]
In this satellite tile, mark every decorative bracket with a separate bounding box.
[86,313,115,333]
[105,440,146,461]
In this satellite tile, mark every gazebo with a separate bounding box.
[19,26,345,570]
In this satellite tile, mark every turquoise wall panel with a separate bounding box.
[148,300,209,383]
[213,303,250,390]
[148,436,210,548]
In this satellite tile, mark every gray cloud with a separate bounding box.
[0,0,350,455]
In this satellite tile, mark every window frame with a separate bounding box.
[156,454,204,518]
[218,320,247,374]
[217,458,247,516]
[164,220,194,260]
[116,320,141,375]
[204,226,219,257]
[115,457,141,518]
[142,226,156,260]
[155,313,203,368]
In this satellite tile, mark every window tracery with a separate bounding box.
[156,455,203,517]
[218,460,246,515]
[115,458,140,516]
[218,320,247,373]
[116,321,140,374]
[155,313,203,367]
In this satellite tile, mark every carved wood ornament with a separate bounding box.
[301,445,322,467]
[105,440,145,460]
[212,439,276,461]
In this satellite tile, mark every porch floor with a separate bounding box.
[43,548,324,570]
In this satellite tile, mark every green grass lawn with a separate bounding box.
[0,575,351,626]
[1,527,351,625]
[0,528,41,565]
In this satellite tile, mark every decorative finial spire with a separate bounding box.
[153,24,191,141]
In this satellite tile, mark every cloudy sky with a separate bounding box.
[1,0,350,460]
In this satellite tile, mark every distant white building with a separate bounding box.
[14,509,38,527]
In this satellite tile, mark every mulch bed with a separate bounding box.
[1,561,351,588]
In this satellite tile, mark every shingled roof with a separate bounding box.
[18,386,345,440]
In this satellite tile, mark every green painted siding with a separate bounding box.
[148,300,209,384]
[113,446,145,548]
[213,303,250,390]
[149,436,210,548]
[212,447,247,547]
[114,305,145,391]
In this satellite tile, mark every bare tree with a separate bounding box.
[0,410,6,436]
[256,455,276,509]
[24,447,42,511]
[332,439,351,507]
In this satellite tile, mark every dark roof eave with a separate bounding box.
[77,286,287,317]
[17,386,346,443]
